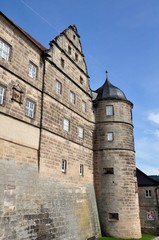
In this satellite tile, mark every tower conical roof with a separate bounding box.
[94,77,127,101]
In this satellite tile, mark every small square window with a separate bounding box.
[78,127,84,139]
[0,85,5,105]
[0,39,10,61]
[63,118,70,132]
[70,91,76,104]
[145,190,152,198]
[25,100,35,118]
[82,100,86,112]
[109,213,119,221]
[80,164,84,176]
[103,168,114,174]
[28,62,37,80]
[75,53,78,61]
[61,58,65,68]
[61,160,67,173]
[107,132,113,141]
[68,46,71,55]
[106,105,114,116]
[55,80,62,95]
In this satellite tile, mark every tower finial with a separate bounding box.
[106,70,108,80]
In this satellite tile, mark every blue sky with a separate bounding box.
[1,0,159,175]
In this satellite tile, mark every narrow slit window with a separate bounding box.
[103,168,114,174]
[82,100,86,112]
[61,58,65,68]
[61,160,67,173]
[68,46,71,55]
[80,164,84,176]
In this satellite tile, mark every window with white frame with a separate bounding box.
[28,62,37,80]
[106,105,114,116]
[25,100,35,118]
[82,100,86,112]
[0,85,5,105]
[63,118,70,132]
[145,189,152,198]
[80,164,84,176]
[107,132,113,141]
[55,80,62,95]
[70,91,75,104]
[78,127,84,139]
[61,159,67,173]
[0,39,10,61]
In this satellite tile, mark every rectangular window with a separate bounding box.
[61,160,67,173]
[103,168,114,174]
[25,100,35,118]
[55,80,62,95]
[63,118,70,132]
[0,85,5,105]
[28,62,37,80]
[70,91,75,104]
[68,46,71,55]
[109,213,119,221]
[61,58,65,68]
[78,127,84,139]
[107,132,113,141]
[0,39,10,61]
[145,190,152,198]
[75,53,78,61]
[80,164,84,176]
[82,100,86,112]
[106,105,114,116]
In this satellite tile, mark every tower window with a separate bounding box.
[103,168,114,174]
[61,160,67,173]
[80,164,84,176]
[75,53,78,61]
[55,80,62,95]
[82,100,86,112]
[78,127,84,139]
[0,39,10,61]
[28,62,37,80]
[107,132,113,141]
[63,118,70,132]
[108,213,119,221]
[25,99,35,118]
[61,58,65,68]
[106,105,114,116]
[80,76,84,84]
[70,91,76,104]
[145,190,152,198]
[0,85,5,105]
[68,45,71,55]
[73,34,76,40]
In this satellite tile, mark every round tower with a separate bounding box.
[93,73,141,238]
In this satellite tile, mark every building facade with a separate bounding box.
[1,11,155,239]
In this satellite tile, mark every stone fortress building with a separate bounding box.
[0,11,158,240]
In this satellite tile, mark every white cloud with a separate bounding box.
[148,112,159,124]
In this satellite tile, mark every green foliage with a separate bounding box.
[98,234,157,240]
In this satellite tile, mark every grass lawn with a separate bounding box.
[98,234,158,240]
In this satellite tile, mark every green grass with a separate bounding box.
[98,234,157,240]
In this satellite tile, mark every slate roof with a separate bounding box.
[137,168,159,186]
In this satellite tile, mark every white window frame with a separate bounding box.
[25,100,35,118]
[0,39,10,61]
[28,62,37,80]
[107,132,113,141]
[61,159,67,173]
[70,91,75,104]
[82,100,86,112]
[80,164,84,176]
[78,127,84,139]
[145,189,152,198]
[55,80,62,95]
[106,105,114,116]
[63,118,70,132]
[0,85,5,105]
